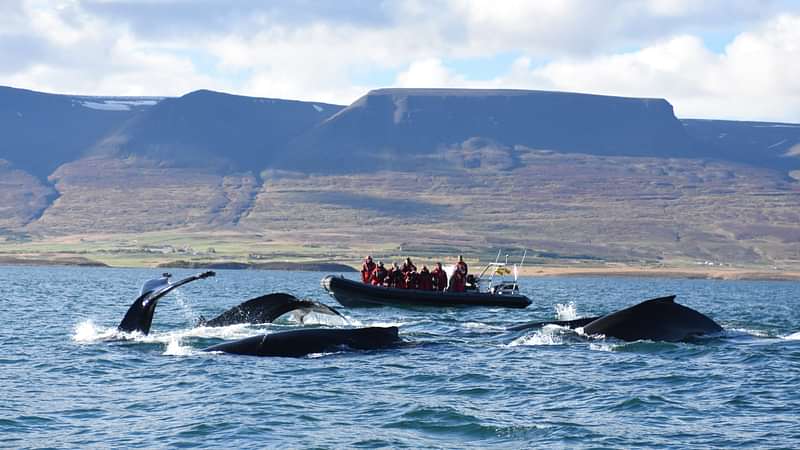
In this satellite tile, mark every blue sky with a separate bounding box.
[2,0,800,121]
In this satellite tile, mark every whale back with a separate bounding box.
[202,293,344,327]
[583,295,722,342]
[203,326,400,357]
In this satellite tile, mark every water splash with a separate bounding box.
[72,320,122,343]
[163,336,196,356]
[282,310,351,327]
[589,342,616,352]
[173,290,197,324]
[725,328,772,339]
[554,302,578,320]
[509,325,568,346]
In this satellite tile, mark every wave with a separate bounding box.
[462,322,506,332]
[508,324,573,346]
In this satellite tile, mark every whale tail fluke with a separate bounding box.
[117,271,216,335]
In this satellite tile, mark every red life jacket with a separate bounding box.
[402,262,417,274]
[361,261,376,283]
[393,269,406,288]
[370,266,387,285]
[385,268,395,287]
[449,270,466,292]
[431,268,448,291]
[418,269,433,290]
[405,271,419,290]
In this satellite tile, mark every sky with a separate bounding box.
[2,0,800,122]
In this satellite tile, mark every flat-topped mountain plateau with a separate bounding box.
[1,85,798,275]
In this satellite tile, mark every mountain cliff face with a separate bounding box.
[281,88,698,171]
[681,119,800,173]
[0,86,151,178]
[94,90,343,172]
[0,85,798,266]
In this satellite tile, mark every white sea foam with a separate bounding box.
[589,342,616,352]
[163,336,196,356]
[509,324,567,346]
[172,323,260,340]
[72,320,122,343]
[281,310,350,327]
[463,322,506,332]
[72,318,268,348]
[346,317,410,328]
[725,327,771,338]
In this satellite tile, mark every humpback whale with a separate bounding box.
[203,326,400,357]
[117,272,346,335]
[118,271,216,334]
[198,293,347,327]
[509,295,723,342]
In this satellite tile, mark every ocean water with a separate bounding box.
[2,266,800,448]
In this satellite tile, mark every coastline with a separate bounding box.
[1,254,798,281]
[518,265,800,281]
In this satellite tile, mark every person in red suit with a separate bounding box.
[405,268,419,290]
[449,268,466,292]
[388,262,405,288]
[370,261,388,286]
[418,265,433,290]
[456,255,468,277]
[401,257,417,275]
[431,262,448,292]
[361,255,376,284]
[385,263,396,287]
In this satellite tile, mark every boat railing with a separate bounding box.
[475,262,519,295]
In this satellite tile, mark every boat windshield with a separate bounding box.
[475,261,520,294]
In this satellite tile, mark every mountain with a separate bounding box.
[0,86,155,178]
[280,88,699,171]
[0,85,799,268]
[93,90,343,172]
[681,119,800,174]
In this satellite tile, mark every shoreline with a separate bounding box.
[518,266,800,281]
[1,255,798,281]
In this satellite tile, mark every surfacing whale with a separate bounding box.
[509,295,723,342]
[197,293,347,327]
[118,271,216,334]
[203,326,400,357]
[117,272,346,335]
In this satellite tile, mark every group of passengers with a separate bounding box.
[360,255,470,293]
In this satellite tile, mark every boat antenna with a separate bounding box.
[494,249,501,264]
[514,249,527,288]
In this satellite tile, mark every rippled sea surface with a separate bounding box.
[2,266,800,448]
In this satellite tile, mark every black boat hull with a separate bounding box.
[322,275,531,308]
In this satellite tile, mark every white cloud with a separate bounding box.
[483,13,800,121]
[394,58,465,87]
[0,0,798,121]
